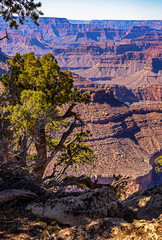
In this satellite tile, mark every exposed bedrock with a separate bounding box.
[27,185,162,239]
[27,188,124,226]
[54,43,162,88]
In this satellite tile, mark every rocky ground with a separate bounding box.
[0,184,161,240]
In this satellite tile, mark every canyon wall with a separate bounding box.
[54,43,162,88]
[0,17,161,56]
[0,17,161,88]
[64,98,162,181]
[90,19,162,30]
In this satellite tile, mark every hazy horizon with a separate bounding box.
[40,0,162,20]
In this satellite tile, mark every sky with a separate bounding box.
[39,0,162,20]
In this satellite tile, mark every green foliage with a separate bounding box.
[58,130,96,166]
[113,175,129,199]
[1,52,89,105]
[1,52,90,134]
[0,52,96,179]
[154,156,162,173]
[0,0,43,28]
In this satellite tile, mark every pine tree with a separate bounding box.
[0,52,96,180]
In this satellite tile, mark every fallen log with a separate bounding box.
[0,189,38,206]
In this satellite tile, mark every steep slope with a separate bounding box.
[94,82,162,103]
[108,47,162,87]
[111,65,162,88]
[75,27,126,42]
[133,82,162,101]
[64,99,162,182]
[124,25,159,39]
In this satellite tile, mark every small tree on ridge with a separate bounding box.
[0,52,96,180]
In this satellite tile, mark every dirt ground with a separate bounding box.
[0,204,63,240]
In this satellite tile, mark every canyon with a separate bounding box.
[0,17,161,194]
[0,17,162,88]
[66,98,161,179]
[54,42,162,88]
[0,17,161,55]
[0,15,161,240]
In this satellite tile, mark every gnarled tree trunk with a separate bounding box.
[34,123,47,178]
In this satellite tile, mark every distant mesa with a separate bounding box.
[124,25,157,39]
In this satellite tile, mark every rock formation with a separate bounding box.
[1,165,161,239]
[0,17,161,56]
[64,100,162,184]
[26,185,162,239]
[122,184,162,220]
[97,81,162,103]
[54,44,162,87]
[132,82,162,102]
[90,19,162,30]
[27,188,124,226]
[0,17,161,88]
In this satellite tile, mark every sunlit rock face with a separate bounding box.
[0,17,161,56]
[54,44,162,88]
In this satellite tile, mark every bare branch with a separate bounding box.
[44,117,84,170]
[0,30,9,41]
[0,189,38,206]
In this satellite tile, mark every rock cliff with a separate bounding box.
[54,43,162,87]
[0,49,161,103]
[90,19,162,30]
[64,100,162,183]
[0,17,162,56]
[0,167,161,239]
[132,82,162,102]
[0,17,161,88]
[97,82,162,103]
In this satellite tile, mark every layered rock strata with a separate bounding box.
[0,17,162,55]
[55,44,162,87]
[65,100,162,181]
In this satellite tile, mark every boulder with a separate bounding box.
[27,188,124,226]
[122,184,162,220]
